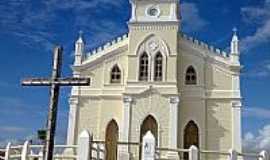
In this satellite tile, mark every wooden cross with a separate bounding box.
[21,46,90,160]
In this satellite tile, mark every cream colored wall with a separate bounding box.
[128,28,178,83]
[80,50,128,89]
[77,97,101,141]
[98,98,123,140]
[177,37,234,155]
[206,100,232,160]
[205,63,233,90]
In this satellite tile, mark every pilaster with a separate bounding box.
[118,96,133,160]
[232,101,242,153]
[167,96,180,159]
[67,97,79,145]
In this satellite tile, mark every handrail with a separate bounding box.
[238,152,261,158]
[200,149,229,156]
[28,154,77,159]
[156,147,189,153]
[10,145,23,149]
[92,140,140,146]
[30,145,77,148]
[9,154,21,158]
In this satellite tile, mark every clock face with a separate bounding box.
[148,8,158,16]
[147,7,160,17]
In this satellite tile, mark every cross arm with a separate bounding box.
[21,77,91,86]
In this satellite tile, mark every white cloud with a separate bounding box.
[243,107,270,119]
[181,2,208,32]
[0,0,126,53]
[243,125,270,153]
[241,0,270,52]
[0,127,26,133]
[243,60,270,78]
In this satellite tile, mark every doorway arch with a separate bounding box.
[139,115,158,159]
[184,121,199,160]
[105,119,119,160]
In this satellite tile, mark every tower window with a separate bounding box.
[139,52,149,81]
[111,65,121,83]
[154,52,163,81]
[185,66,197,85]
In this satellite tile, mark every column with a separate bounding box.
[167,96,180,159]
[119,96,133,160]
[232,101,242,153]
[67,97,79,145]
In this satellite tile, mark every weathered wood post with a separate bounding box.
[4,143,11,160]
[228,149,237,160]
[142,131,155,160]
[21,141,30,160]
[259,150,269,160]
[78,130,92,160]
[189,145,198,160]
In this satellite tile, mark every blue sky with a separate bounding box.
[0,0,269,151]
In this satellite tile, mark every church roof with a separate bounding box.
[82,33,129,65]
[180,33,229,59]
[80,32,232,67]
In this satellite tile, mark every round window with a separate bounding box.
[148,8,159,17]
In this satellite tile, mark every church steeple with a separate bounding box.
[129,0,180,24]
[230,28,240,64]
[74,31,85,66]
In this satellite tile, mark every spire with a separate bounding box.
[76,30,84,44]
[230,27,240,64]
[231,27,239,55]
[74,30,85,66]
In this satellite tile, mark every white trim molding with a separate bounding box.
[67,97,79,145]
[231,101,242,153]
[119,96,133,159]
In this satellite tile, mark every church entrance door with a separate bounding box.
[184,121,199,160]
[105,120,119,160]
[139,115,158,159]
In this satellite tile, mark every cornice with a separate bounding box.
[180,37,241,74]
[128,21,179,30]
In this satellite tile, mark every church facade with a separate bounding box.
[66,0,242,159]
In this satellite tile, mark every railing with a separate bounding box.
[0,130,269,160]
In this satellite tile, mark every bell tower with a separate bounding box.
[127,0,180,84]
[129,0,180,23]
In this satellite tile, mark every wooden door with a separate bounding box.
[184,121,199,160]
[139,115,158,159]
[105,120,119,160]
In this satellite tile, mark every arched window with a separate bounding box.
[154,52,163,81]
[185,66,197,85]
[139,52,149,81]
[111,65,121,83]
[105,120,119,160]
[184,121,199,160]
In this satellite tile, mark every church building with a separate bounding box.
[66,0,242,159]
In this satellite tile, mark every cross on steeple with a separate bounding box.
[21,46,90,160]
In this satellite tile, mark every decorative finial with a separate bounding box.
[76,30,84,43]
